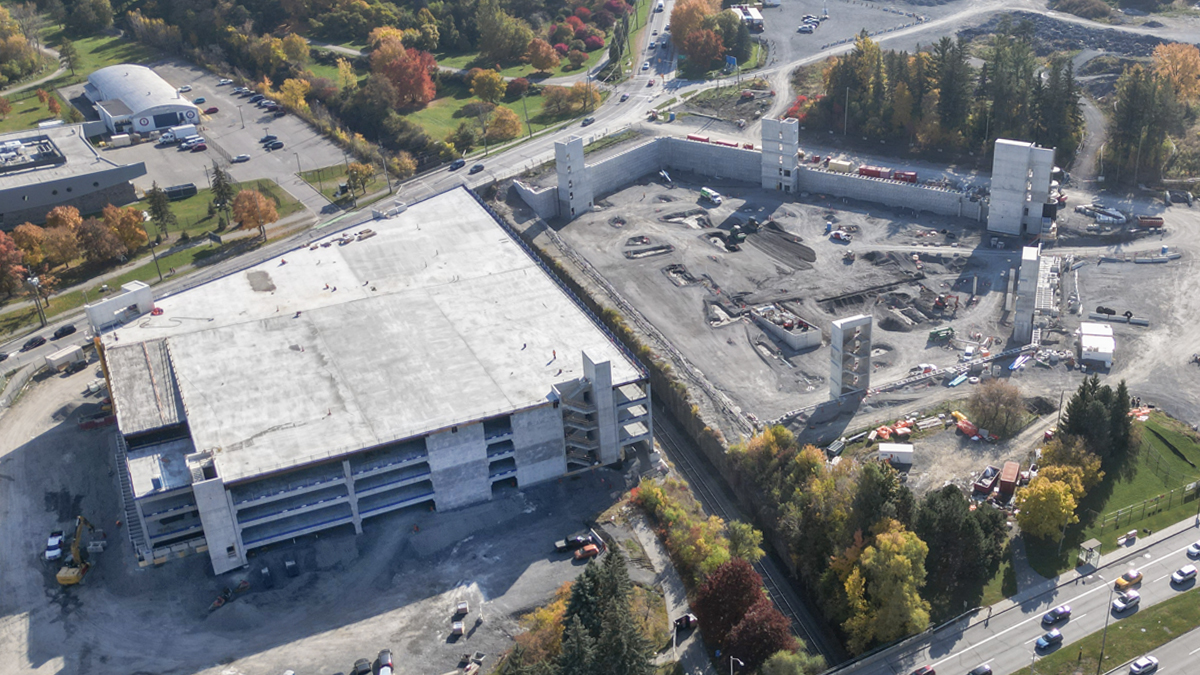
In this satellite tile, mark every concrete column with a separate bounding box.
[584,352,619,464]
[427,423,489,510]
[194,475,245,574]
[513,405,568,486]
[343,460,363,535]
[556,137,593,221]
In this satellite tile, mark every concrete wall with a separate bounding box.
[761,118,800,193]
[513,180,558,220]
[513,404,568,486]
[752,314,822,350]
[796,166,983,219]
[86,281,154,332]
[556,137,594,220]
[427,422,490,511]
[590,139,663,199]
[1,166,144,230]
[194,476,244,574]
[662,137,760,182]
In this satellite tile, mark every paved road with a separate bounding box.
[1111,623,1200,675]
[832,518,1200,675]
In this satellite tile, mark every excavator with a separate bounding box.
[56,515,95,586]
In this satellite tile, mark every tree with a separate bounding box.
[337,57,359,92]
[35,88,47,104]
[543,85,572,116]
[471,69,507,104]
[967,380,1025,438]
[913,485,1006,606]
[41,227,79,269]
[0,97,10,119]
[346,162,375,195]
[692,558,765,648]
[447,122,477,156]
[57,38,78,76]
[843,520,931,653]
[64,0,112,36]
[680,29,725,70]
[1061,375,1136,468]
[1041,435,1104,496]
[370,39,437,108]
[102,204,148,253]
[477,0,534,63]
[0,231,26,297]
[566,49,588,69]
[527,38,560,73]
[486,107,521,141]
[557,616,596,675]
[277,78,312,111]
[1153,42,1200,103]
[281,33,311,65]
[388,151,418,179]
[145,182,178,238]
[1015,477,1078,540]
[11,223,44,267]
[594,594,654,675]
[76,217,124,265]
[44,205,81,232]
[849,461,914,536]
[727,521,765,563]
[671,0,718,47]
[232,190,279,240]
[46,97,60,117]
[210,166,234,214]
[724,597,797,670]
[506,77,530,99]
[568,81,600,111]
[761,649,827,675]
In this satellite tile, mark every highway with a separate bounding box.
[833,524,1200,675]
[1107,623,1200,675]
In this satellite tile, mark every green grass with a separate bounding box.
[434,47,607,80]
[1012,586,1200,675]
[39,28,159,89]
[298,163,386,204]
[584,129,638,155]
[0,92,70,133]
[130,179,303,240]
[980,545,1018,607]
[408,80,580,145]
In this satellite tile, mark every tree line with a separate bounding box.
[795,19,1084,165]
[670,0,753,75]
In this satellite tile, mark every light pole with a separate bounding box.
[730,656,744,675]
[1096,584,1116,675]
[149,243,164,282]
[27,276,47,327]
[237,105,244,129]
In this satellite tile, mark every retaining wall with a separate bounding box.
[589,138,665,199]
[661,137,761,182]
[797,166,986,220]
[512,181,557,220]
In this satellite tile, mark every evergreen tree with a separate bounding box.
[145,181,177,239]
[558,616,597,675]
[565,563,604,639]
[211,161,235,213]
[594,599,653,675]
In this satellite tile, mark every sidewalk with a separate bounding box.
[629,513,716,675]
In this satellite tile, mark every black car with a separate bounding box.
[469,163,484,174]
[265,140,284,150]
[967,666,992,675]
[449,158,466,170]
[52,325,76,340]
[350,658,372,675]
[21,335,46,351]
[273,109,286,117]
[0,352,8,362]
[249,94,265,103]
[64,360,87,375]
[909,668,935,675]
[260,135,277,144]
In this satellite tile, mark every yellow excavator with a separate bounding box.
[56,516,95,586]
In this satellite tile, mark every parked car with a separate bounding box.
[1116,569,1144,590]
[178,85,192,92]
[193,97,206,104]
[232,154,251,163]
[52,324,77,339]
[1112,589,1140,612]
[908,668,934,675]
[249,94,265,103]
[273,109,286,117]
[1129,656,1158,674]
[1036,629,1063,650]
[21,335,46,351]
[265,140,284,150]
[204,106,219,114]
[45,530,64,560]
[1171,564,1196,584]
[218,78,233,85]
[469,163,484,174]
[378,649,394,675]
[449,158,466,170]
[260,134,277,144]
[350,658,372,675]
[574,543,601,560]
[191,143,208,152]
[555,534,596,552]
[798,24,814,33]
[1042,605,1071,625]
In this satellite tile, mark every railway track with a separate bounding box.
[653,404,847,665]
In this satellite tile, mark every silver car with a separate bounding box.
[1130,655,1158,674]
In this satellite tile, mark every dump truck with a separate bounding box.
[998,461,1021,495]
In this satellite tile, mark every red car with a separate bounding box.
[574,544,600,560]
[191,143,207,152]
[204,106,219,114]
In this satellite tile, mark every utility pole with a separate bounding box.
[1133,126,1147,185]
[149,244,163,282]
[844,86,849,136]
[1096,584,1116,675]
[521,91,533,139]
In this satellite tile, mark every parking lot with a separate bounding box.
[0,367,632,675]
[61,60,350,219]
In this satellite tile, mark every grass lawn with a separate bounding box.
[39,28,159,89]
[435,47,607,80]
[1011,586,1200,675]
[130,179,303,240]
[305,51,369,90]
[298,163,387,204]
[409,80,579,145]
[979,545,1018,608]
[0,91,71,133]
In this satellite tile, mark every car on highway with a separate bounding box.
[204,106,219,114]
[1188,540,1200,557]
[648,79,655,86]
[908,667,934,675]
[1129,655,1158,674]
[45,530,64,560]
[0,352,8,362]
[1035,629,1063,650]
[642,61,650,71]
[665,23,670,31]
[21,335,46,351]
[1112,589,1140,612]
[233,154,250,163]
[52,324,77,340]
[469,163,484,174]
[1171,564,1196,584]
[178,85,192,92]
[967,666,991,675]
[218,78,233,85]
[648,41,656,50]
[620,93,630,102]
[449,158,466,170]
[1116,569,1144,589]
[652,29,658,35]
[1041,604,1071,625]
[264,140,284,150]
[260,134,277,144]
[582,116,595,126]
[193,97,206,104]
[574,543,600,560]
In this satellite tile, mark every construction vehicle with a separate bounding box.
[929,326,955,342]
[56,515,95,586]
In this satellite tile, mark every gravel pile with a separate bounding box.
[959,11,1174,57]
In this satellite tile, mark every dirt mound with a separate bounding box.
[959,11,1171,57]
[1025,396,1057,416]
[745,221,816,269]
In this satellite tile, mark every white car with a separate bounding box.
[178,85,192,92]
[642,62,650,71]
[1188,540,1200,557]
[45,530,64,560]
[232,154,251,163]
[799,25,814,33]
[218,78,233,85]
[1129,656,1158,674]
[1112,590,1140,612]
[1171,564,1197,584]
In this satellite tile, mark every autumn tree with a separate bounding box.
[370,38,437,107]
[281,33,310,65]
[76,217,125,265]
[0,230,26,297]
[680,28,725,70]
[542,85,572,116]
[842,520,931,653]
[232,190,279,240]
[724,597,797,671]
[447,121,477,155]
[0,97,11,119]
[692,558,765,648]
[145,182,178,238]
[476,0,534,63]
[388,151,417,179]
[761,650,827,675]
[566,49,588,69]
[1015,477,1078,539]
[346,162,375,195]
[671,0,718,45]
[102,204,148,253]
[41,227,79,269]
[967,379,1026,438]
[568,81,600,111]
[471,69,506,104]
[727,521,765,563]
[11,223,45,267]
[337,57,359,92]
[1041,435,1104,497]
[36,88,47,104]
[44,205,81,232]
[1153,42,1200,102]
[485,107,521,141]
[64,0,112,36]
[277,78,311,111]
[527,38,560,73]
[46,97,61,117]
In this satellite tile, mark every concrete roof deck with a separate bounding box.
[104,188,642,484]
[0,124,133,187]
[107,339,186,435]
[128,437,195,498]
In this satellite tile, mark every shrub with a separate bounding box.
[554,43,569,55]
[574,6,592,21]
[584,35,604,51]
[1053,0,1111,19]
[507,77,531,98]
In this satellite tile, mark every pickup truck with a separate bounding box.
[555,533,597,552]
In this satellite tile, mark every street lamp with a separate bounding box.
[1095,583,1116,675]
[149,243,163,283]
[730,656,744,675]
[237,105,244,129]
[26,276,47,327]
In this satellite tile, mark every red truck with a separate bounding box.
[891,170,918,183]
[1136,215,1164,229]
[858,165,890,178]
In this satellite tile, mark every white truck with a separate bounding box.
[160,124,197,144]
